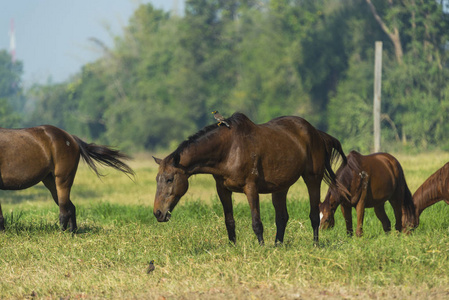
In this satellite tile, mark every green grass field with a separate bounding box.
[1,153,449,299]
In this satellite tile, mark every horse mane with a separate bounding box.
[413,163,449,213]
[166,112,253,166]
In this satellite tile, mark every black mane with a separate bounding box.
[166,112,252,165]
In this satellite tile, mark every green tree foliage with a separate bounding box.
[20,1,449,153]
[0,50,22,127]
[329,0,449,152]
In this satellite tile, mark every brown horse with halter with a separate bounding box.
[319,151,416,236]
[405,162,449,228]
[0,125,135,232]
[153,112,347,245]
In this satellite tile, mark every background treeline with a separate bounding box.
[2,0,449,153]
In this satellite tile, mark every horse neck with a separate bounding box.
[179,133,228,175]
[413,169,449,216]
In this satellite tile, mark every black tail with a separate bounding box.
[73,136,135,179]
[318,130,347,185]
[398,164,417,229]
[318,131,349,199]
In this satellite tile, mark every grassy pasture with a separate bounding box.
[1,152,449,299]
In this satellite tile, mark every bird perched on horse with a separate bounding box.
[212,111,230,128]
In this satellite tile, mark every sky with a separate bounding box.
[1,0,184,86]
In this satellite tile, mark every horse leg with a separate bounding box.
[0,204,4,231]
[272,189,289,245]
[43,174,77,231]
[303,175,322,244]
[51,175,77,232]
[374,205,391,233]
[341,204,353,236]
[215,177,236,244]
[43,174,59,205]
[355,199,365,237]
[389,199,403,232]
[244,184,264,245]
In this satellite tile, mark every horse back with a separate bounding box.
[229,116,328,191]
[257,116,322,152]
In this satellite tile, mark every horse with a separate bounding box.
[152,112,347,245]
[319,151,415,237]
[0,125,135,232]
[406,162,449,228]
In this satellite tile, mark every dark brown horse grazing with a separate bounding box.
[153,113,346,245]
[406,162,449,228]
[0,125,135,232]
[319,151,415,236]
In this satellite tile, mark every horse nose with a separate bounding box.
[154,210,162,220]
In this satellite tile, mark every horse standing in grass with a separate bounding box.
[153,113,346,245]
[0,125,135,232]
[319,151,416,236]
[405,162,449,228]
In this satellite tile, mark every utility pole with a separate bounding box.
[173,0,179,16]
[373,41,382,153]
[9,18,16,63]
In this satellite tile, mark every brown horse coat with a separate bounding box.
[409,162,449,228]
[0,125,134,231]
[153,113,346,244]
[319,151,415,236]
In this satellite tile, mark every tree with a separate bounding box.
[365,0,404,64]
[0,50,22,127]
[20,0,449,152]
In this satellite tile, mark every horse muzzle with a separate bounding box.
[320,220,335,230]
[154,209,171,222]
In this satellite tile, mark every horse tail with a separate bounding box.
[398,163,417,229]
[72,136,135,179]
[318,131,348,196]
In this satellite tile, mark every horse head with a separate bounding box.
[319,189,339,230]
[153,155,189,222]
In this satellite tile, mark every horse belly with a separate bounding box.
[0,142,51,190]
[0,159,50,190]
[258,156,304,193]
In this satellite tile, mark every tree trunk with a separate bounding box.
[365,0,404,64]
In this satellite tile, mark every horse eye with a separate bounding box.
[166,178,173,184]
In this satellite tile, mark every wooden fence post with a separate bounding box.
[373,41,382,152]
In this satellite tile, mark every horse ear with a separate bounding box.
[153,156,162,165]
[172,153,180,167]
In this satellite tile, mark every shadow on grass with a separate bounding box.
[0,184,100,205]
[2,210,104,235]
[0,185,50,204]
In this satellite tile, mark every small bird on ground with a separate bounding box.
[147,260,155,274]
[212,110,230,128]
